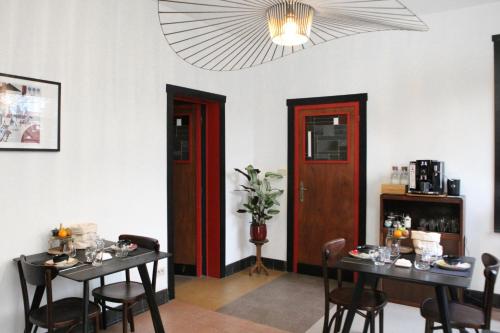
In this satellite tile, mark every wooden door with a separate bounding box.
[293,102,360,271]
[173,102,201,275]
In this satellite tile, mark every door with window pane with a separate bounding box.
[293,102,360,271]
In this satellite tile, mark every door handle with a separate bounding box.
[299,181,308,203]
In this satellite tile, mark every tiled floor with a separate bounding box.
[103,270,500,333]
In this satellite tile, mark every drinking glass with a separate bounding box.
[414,249,432,270]
[85,246,96,263]
[390,240,400,257]
[379,246,391,263]
[63,240,76,257]
[369,249,385,266]
[115,241,129,258]
[92,237,105,266]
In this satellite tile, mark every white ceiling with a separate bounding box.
[402,0,500,15]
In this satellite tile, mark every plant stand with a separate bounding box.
[249,239,269,276]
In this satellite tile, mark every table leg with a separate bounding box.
[435,285,452,333]
[341,273,366,333]
[82,280,89,333]
[138,264,165,333]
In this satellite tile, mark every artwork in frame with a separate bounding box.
[0,73,60,151]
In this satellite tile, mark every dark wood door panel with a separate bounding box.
[173,106,197,266]
[295,104,359,268]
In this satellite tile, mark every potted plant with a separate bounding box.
[235,165,284,241]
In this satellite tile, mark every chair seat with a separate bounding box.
[420,298,485,329]
[92,281,145,304]
[30,297,100,329]
[330,287,387,311]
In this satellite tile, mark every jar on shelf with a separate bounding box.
[400,166,409,185]
[390,166,400,184]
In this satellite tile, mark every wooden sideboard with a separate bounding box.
[379,193,465,307]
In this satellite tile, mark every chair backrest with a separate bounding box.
[119,234,160,290]
[322,238,346,300]
[481,253,499,329]
[18,255,58,332]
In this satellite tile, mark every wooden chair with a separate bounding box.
[92,234,160,333]
[322,239,388,333]
[17,255,100,333]
[420,253,500,333]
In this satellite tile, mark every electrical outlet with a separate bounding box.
[157,267,166,276]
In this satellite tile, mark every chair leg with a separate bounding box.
[122,303,129,333]
[101,300,107,330]
[323,303,331,333]
[333,308,344,333]
[362,314,370,333]
[95,314,100,333]
[424,320,433,333]
[128,306,135,332]
[379,309,384,333]
[370,312,375,333]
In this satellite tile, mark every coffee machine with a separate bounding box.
[409,160,445,194]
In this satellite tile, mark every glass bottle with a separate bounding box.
[390,166,399,184]
[400,166,409,185]
[404,214,412,229]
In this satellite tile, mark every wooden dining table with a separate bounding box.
[334,254,475,333]
[18,242,171,333]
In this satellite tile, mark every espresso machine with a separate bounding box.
[409,160,445,194]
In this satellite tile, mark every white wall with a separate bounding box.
[0,0,254,330]
[230,2,500,293]
[1,0,499,330]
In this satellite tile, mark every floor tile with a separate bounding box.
[175,270,284,311]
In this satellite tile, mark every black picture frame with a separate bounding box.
[0,72,61,151]
[494,34,500,233]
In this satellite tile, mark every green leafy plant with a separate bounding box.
[235,165,284,225]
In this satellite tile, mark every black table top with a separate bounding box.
[16,243,171,282]
[334,255,475,289]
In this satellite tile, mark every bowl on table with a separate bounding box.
[442,255,461,265]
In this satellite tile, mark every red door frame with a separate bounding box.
[286,94,367,274]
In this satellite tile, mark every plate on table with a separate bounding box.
[110,243,138,252]
[45,257,79,268]
[349,249,372,260]
[435,259,471,271]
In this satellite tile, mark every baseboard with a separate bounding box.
[102,288,170,328]
[464,289,500,309]
[174,263,197,276]
[224,256,286,276]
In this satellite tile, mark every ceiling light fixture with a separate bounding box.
[158,0,429,71]
[266,1,314,47]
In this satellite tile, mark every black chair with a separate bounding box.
[17,255,100,333]
[322,239,388,333]
[421,253,499,333]
[92,234,160,333]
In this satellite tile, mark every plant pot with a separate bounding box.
[250,223,267,241]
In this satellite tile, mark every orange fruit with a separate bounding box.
[393,230,402,238]
[58,227,68,238]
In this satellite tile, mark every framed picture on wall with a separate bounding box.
[0,73,60,151]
